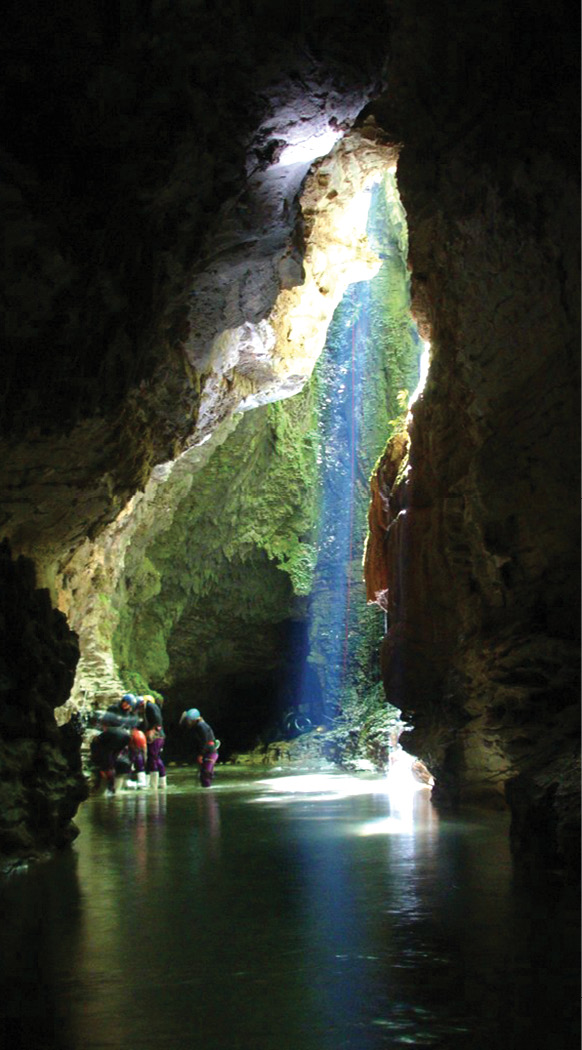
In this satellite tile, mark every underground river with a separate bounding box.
[1,768,579,1050]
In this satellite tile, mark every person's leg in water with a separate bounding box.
[132,748,148,788]
[200,751,218,788]
[147,736,166,789]
[113,753,131,793]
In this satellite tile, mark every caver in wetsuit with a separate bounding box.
[179,709,220,787]
[136,696,166,787]
[98,705,140,729]
[90,727,131,793]
[89,695,139,731]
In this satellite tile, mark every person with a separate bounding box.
[95,693,140,730]
[128,727,148,788]
[89,726,132,794]
[136,695,167,789]
[86,693,139,731]
[116,693,139,716]
[179,708,220,787]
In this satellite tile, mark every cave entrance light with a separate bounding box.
[291,169,426,778]
[277,128,343,167]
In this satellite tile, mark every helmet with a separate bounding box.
[142,695,155,704]
[130,729,147,750]
[180,708,200,723]
[121,693,137,708]
[134,695,145,707]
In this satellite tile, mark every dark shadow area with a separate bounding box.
[162,618,323,762]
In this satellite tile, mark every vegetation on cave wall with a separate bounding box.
[111,378,321,693]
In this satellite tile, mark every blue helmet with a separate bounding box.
[181,708,200,723]
[121,693,137,708]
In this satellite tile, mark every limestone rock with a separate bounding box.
[363,0,580,876]
[0,542,87,868]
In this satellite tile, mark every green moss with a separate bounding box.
[121,669,164,702]
[112,379,320,686]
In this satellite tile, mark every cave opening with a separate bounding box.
[62,164,424,779]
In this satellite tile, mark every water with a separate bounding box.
[1,768,578,1050]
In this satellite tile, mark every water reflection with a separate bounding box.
[0,769,579,1050]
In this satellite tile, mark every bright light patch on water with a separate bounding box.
[387,747,430,797]
[357,750,433,836]
[250,772,390,803]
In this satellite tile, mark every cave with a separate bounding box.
[0,0,579,1045]
[2,0,577,874]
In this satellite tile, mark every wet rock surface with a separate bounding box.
[0,542,87,869]
[1,1,388,578]
[364,0,580,875]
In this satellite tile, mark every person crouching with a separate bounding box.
[90,727,132,795]
[179,708,220,787]
[128,728,148,789]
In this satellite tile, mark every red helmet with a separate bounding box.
[130,729,147,751]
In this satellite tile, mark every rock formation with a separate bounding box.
[364,0,580,877]
[0,542,87,869]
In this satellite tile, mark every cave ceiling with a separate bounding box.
[1,1,391,589]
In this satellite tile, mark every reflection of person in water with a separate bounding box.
[179,708,220,787]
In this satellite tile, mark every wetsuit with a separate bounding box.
[98,705,139,729]
[191,719,219,787]
[140,701,166,778]
[90,728,131,789]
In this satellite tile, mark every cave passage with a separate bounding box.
[1,768,578,1050]
[77,169,421,768]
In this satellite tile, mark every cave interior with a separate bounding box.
[0,0,579,880]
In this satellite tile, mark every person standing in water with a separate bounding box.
[179,708,220,787]
[136,694,167,789]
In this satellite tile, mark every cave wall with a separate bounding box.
[111,390,320,714]
[364,0,580,875]
[1,0,389,581]
[0,542,87,870]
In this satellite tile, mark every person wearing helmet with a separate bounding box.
[179,709,220,787]
[128,728,148,789]
[89,727,132,795]
[136,695,167,789]
[99,693,140,730]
